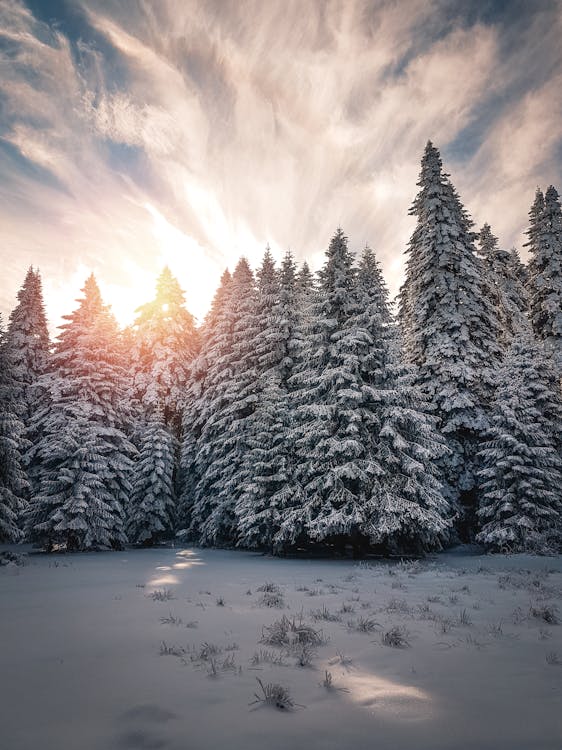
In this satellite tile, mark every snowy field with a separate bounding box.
[1,546,561,750]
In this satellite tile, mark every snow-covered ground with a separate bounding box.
[1,546,561,750]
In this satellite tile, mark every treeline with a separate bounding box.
[1,142,561,555]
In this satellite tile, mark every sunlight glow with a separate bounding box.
[341,668,433,721]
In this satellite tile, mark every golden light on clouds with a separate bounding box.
[1,1,562,329]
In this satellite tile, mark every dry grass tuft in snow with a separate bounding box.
[250,678,296,711]
[530,604,559,624]
[310,605,342,622]
[258,591,285,608]
[160,612,183,626]
[149,588,176,601]
[381,626,410,648]
[260,615,326,649]
[348,615,381,633]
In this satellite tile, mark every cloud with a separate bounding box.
[1,0,561,332]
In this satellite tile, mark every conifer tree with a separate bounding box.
[476,331,562,552]
[127,408,176,545]
[0,318,29,542]
[478,224,528,343]
[353,246,450,551]
[26,276,135,551]
[188,259,256,544]
[178,270,232,533]
[398,142,503,522]
[131,267,198,434]
[526,186,562,368]
[276,229,380,552]
[235,250,302,549]
[6,267,50,420]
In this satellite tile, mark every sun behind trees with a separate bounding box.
[1,142,561,554]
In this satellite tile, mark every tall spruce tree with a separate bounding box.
[127,408,176,546]
[26,276,135,551]
[178,269,232,534]
[526,186,562,368]
[131,267,198,435]
[235,250,301,549]
[478,224,528,343]
[188,259,257,544]
[398,142,503,529]
[0,317,29,542]
[353,246,451,551]
[276,229,381,552]
[6,267,50,420]
[476,331,562,552]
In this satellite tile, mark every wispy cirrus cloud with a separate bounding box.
[1,0,561,330]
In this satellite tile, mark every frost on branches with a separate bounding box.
[398,142,503,529]
[526,187,562,369]
[476,332,562,553]
[26,276,135,551]
[127,410,177,546]
[0,317,29,542]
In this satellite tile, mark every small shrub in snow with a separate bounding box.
[160,612,183,626]
[259,591,285,608]
[545,651,561,666]
[458,609,473,626]
[530,604,559,625]
[216,596,225,606]
[251,649,286,666]
[487,621,503,637]
[448,594,459,605]
[321,670,350,692]
[382,626,410,648]
[221,654,237,671]
[159,641,185,657]
[512,607,527,624]
[257,582,281,594]
[310,605,341,622]
[197,642,222,661]
[339,602,355,614]
[150,589,176,602]
[436,616,455,635]
[250,678,296,711]
[349,616,381,633]
[385,598,412,614]
[293,643,315,667]
[260,615,326,648]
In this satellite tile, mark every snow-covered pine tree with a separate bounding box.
[275,228,381,553]
[235,249,301,549]
[26,276,135,551]
[353,246,450,552]
[476,331,562,553]
[189,259,257,544]
[6,266,50,421]
[478,223,528,343]
[178,269,232,534]
[127,408,176,545]
[131,267,198,435]
[297,260,315,296]
[526,186,562,368]
[398,142,503,531]
[0,317,29,542]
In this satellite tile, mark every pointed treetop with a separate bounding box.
[478,223,499,260]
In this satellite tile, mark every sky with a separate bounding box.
[1,0,562,331]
